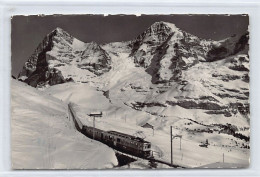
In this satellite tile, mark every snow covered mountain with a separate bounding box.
[17,21,249,119]
[18,27,111,87]
[130,21,248,83]
[17,22,249,117]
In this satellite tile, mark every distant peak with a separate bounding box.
[153,21,171,25]
[147,21,180,32]
[151,21,178,30]
[55,27,64,32]
[52,27,67,33]
[44,27,74,45]
[50,27,70,36]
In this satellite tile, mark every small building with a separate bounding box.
[141,123,154,129]
[141,123,154,136]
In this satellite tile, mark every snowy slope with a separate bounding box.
[11,79,118,169]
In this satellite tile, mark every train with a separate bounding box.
[81,126,152,158]
[68,103,152,158]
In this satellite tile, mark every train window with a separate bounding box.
[117,138,120,143]
[147,144,151,148]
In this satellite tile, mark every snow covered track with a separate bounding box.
[68,102,83,131]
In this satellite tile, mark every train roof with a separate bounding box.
[107,130,150,144]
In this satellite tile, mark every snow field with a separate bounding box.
[11,79,118,169]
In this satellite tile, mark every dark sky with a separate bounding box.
[11,14,249,77]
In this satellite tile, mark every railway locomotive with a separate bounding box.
[68,103,152,158]
[81,126,152,158]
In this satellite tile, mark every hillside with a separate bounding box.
[11,79,118,169]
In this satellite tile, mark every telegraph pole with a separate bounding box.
[171,126,173,165]
[180,136,182,150]
[170,126,182,165]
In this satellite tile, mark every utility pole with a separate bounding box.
[180,136,182,150]
[171,126,173,165]
[170,126,182,165]
[68,105,71,130]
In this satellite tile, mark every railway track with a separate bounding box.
[68,103,186,169]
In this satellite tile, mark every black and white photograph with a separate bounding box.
[11,14,250,169]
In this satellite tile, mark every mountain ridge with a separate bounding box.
[18,22,248,87]
[17,22,249,121]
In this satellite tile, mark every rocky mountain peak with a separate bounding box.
[48,27,74,46]
[134,21,179,45]
[151,21,179,31]
[50,27,70,37]
[53,27,65,33]
[18,27,113,87]
[130,21,249,84]
[83,42,101,51]
[79,41,112,75]
[18,27,74,80]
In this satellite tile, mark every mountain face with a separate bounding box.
[130,21,214,84]
[79,42,111,75]
[17,22,249,124]
[126,22,249,120]
[129,21,248,84]
[18,27,111,87]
